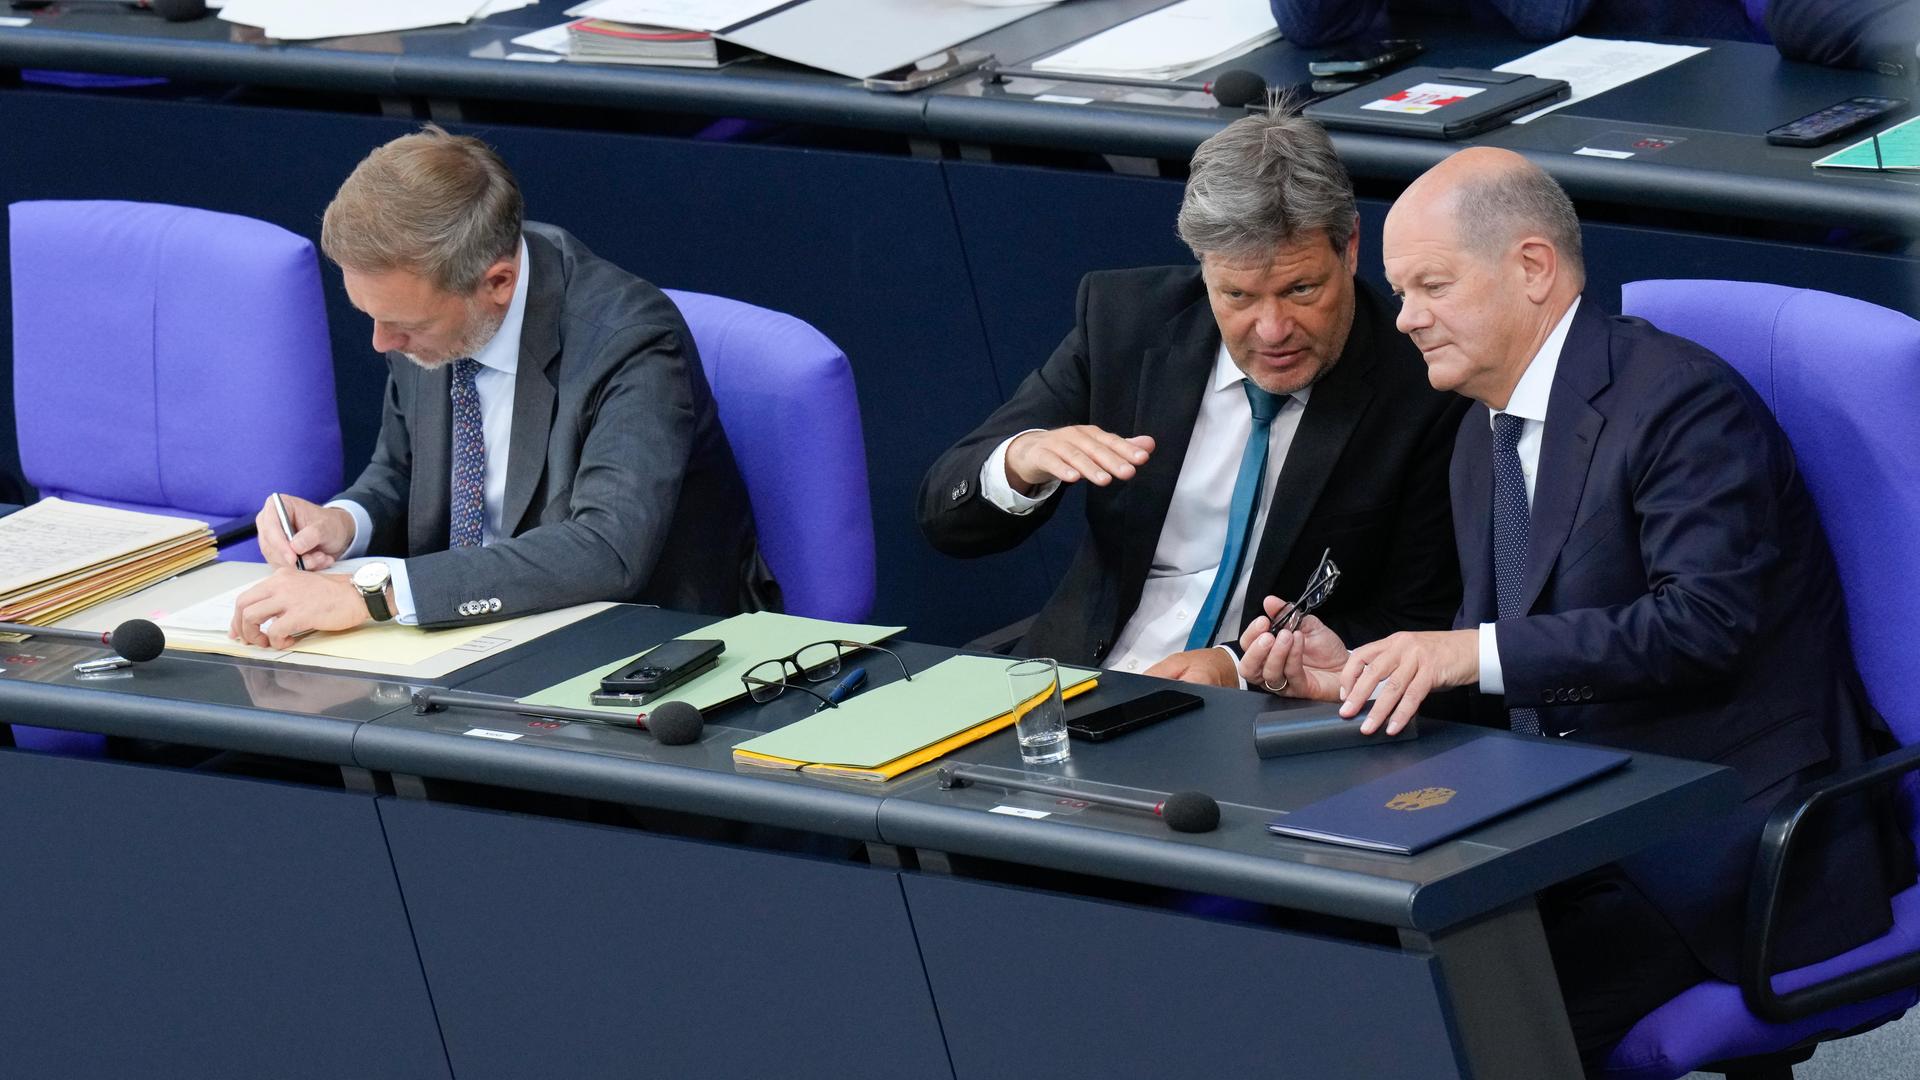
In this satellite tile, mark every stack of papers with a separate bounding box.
[1495,36,1708,124]
[219,0,535,42]
[564,0,792,32]
[564,19,755,67]
[0,499,214,627]
[733,654,1099,782]
[1032,0,1280,82]
[1815,115,1920,172]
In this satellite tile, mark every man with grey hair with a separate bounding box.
[919,110,1466,682]
[1245,146,1908,1071]
[232,125,773,645]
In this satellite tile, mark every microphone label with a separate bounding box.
[988,805,1052,820]
[462,728,524,742]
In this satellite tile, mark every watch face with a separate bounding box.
[351,562,391,592]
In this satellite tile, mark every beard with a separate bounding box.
[402,297,508,368]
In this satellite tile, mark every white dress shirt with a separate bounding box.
[1478,297,1581,694]
[981,343,1310,675]
[331,237,531,624]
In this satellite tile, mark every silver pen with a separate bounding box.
[270,492,307,571]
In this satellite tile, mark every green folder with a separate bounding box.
[1813,115,1920,171]
[732,654,1099,770]
[517,610,905,715]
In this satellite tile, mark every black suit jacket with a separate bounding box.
[336,222,774,626]
[1452,301,1909,979]
[919,266,1467,666]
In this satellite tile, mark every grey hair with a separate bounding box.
[321,124,523,293]
[1176,109,1357,261]
[1451,159,1585,282]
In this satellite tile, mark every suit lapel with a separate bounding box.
[1116,295,1219,612]
[499,233,563,536]
[1244,288,1380,594]
[1454,402,1495,625]
[1519,302,1611,612]
[409,361,453,555]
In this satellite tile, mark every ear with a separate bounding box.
[1340,223,1359,276]
[1514,237,1558,304]
[476,254,519,307]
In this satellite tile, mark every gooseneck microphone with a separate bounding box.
[411,687,704,746]
[939,764,1222,833]
[0,619,166,662]
[988,66,1270,109]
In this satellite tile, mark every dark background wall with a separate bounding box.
[2,87,1914,645]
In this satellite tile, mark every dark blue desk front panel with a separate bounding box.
[904,872,1461,1080]
[0,750,449,1080]
[377,795,953,1080]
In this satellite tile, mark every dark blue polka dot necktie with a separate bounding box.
[449,358,486,549]
[1493,412,1540,735]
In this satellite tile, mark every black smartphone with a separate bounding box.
[598,638,724,699]
[1066,689,1202,742]
[1765,96,1907,147]
[1307,39,1423,77]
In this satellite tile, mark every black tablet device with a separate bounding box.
[1304,67,1571,140]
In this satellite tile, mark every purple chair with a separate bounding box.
[1602,280,1920,1080]
[664,289,874,622]
[8,200,339,754]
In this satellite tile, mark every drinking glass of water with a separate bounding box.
[1007,657,1070,766]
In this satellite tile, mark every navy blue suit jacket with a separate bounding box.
[1450,301,1908,980]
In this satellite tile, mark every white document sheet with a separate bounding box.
[1495,36,1708,124]
[565,0,791,32]
[220,0,493,41]
[720,0,1055,80]
[1032,0,1279,81]
[511,23,575,53]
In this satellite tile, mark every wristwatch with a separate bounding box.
[351,561,396,623]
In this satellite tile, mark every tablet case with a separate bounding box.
[1304,67,1572,139]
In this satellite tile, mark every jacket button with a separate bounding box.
[950,480,969,502]
[489,598,502,612]
[1540,689,1554,704]
[1580,686,1594,701]
[1094,640,1109,659]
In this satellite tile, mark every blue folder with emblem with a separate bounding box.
[1266,737,1630,854]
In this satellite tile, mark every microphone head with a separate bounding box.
[1160,791,1221,833]
[645,700,703,746]
[150,0,209,21]
[1210,69,1268,109]
[110,619,166,663]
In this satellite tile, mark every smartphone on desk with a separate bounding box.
[596,638,723,702]
[1066,689,1202,742]
[1308,39,1423,77]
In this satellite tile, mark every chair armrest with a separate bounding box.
[1741,740,1920,1022]
[211,514,258,548]
[965,614,1036,656]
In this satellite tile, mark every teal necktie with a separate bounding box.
[1186,381,1285,650]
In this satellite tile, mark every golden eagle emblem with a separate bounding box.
[1387,786,1456,811]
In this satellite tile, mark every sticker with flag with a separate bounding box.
[1361,82,1486,114]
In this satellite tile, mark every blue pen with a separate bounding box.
[820,667,868,710]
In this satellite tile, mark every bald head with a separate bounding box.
[1382,149,1586,408]
[1393,148,1585,285]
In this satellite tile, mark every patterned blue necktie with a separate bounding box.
[1186,381,1285,650]
[449,358,486,549]
[1492,412,1540,735]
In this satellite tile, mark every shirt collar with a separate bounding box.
[468,235,531,376]
[1211,341,1312,405]
[1490,296,1580,427]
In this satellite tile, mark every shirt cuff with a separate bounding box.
[1215,643,1247,690]
[1478,622,1504,696]
[385,558,419,626]
[326,499,373,560]
[979,431,1060,515]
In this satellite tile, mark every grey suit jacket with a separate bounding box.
[336,222,775,627]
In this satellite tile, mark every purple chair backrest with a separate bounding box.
[9,200,341,530]
[664,289,874,622]
[1623,279,1920,835]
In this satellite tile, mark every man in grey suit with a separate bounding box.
[232,125,772,647]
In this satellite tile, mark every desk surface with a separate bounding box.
[0,599,1741,934]
[1,3,1914,233]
